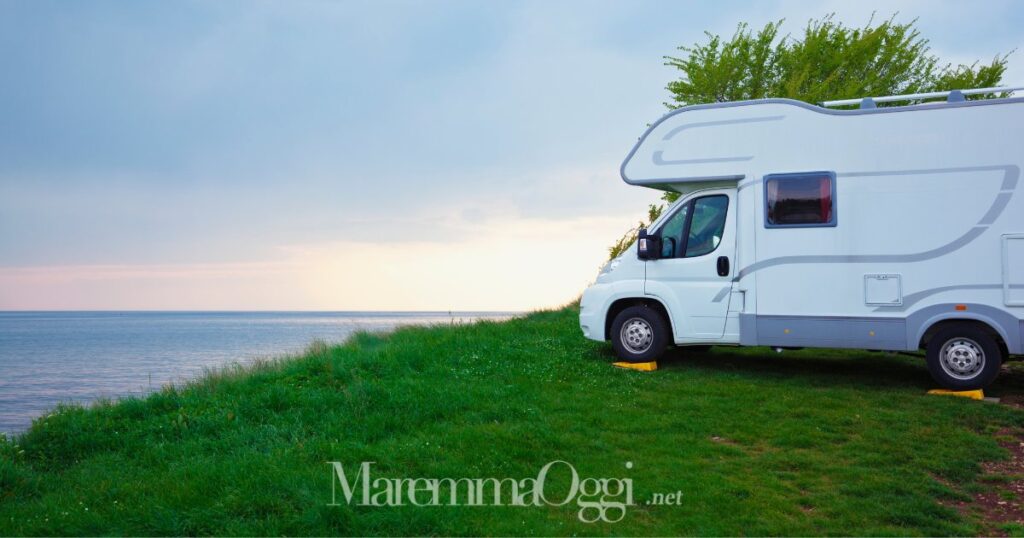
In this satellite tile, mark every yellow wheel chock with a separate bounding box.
[926,389,984,400]
[613,361,658,372]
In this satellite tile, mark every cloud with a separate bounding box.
[0,213,637,311]
[1,0,1020,310]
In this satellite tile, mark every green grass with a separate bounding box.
[1,306,1023,535]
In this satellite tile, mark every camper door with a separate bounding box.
[644,189,737,340]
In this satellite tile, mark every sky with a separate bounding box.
[1,0,1022,311]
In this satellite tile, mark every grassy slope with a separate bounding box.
[1,306,1023,536]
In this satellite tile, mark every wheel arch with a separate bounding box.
[916,317,1010,357]
[908,304,1021,355]
[604,297,675,343]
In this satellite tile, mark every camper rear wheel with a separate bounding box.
[610,306,669,362]
[925,323,1002,390]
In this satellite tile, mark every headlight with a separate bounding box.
[599,258,621,277]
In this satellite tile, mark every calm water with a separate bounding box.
[0,311,515,434]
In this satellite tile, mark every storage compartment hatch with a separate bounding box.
[864,274,902,306]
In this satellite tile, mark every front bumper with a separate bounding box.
[579,285,608,342]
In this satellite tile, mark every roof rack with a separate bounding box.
[821,86,1023,109]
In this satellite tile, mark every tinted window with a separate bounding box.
[765,173,835,226]
[658,202,689,258]
[685,195,729,257]
[655,194,728,258]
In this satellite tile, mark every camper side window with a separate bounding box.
[686,195,729,257]
[764,172,836,228]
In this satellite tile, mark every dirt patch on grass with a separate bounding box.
[999,393,1024,410]
[945,428,1024,536]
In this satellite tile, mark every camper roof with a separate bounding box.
[621,87,1023,193]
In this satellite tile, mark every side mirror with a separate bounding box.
[637,228,662,260]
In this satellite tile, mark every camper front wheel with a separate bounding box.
[925,324,1002,390]
[610,306,669,362]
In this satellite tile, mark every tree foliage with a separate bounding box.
[607,14,1011,260]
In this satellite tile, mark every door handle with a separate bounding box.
[717,256,730,277]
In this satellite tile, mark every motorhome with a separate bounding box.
[580,88,1024,389]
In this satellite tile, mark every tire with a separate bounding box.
[925,323,1002,390]
[610,306,670,362]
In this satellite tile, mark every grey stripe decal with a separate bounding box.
[737,226,986,280]
[711,286,731,303]
[873,283,1024,312]
[649,174,746,184]
[734,164,1018,281]
[1004,168,1019,190]
[653,154,753,166]
[651,116,781,168]
[838,164,1019,180]
[661,115,785,140]
[978,192,1014,225]
[886,284,999,311]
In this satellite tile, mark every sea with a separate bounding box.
[0,311,516,435]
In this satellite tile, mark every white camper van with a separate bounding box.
[580,88,1024,389]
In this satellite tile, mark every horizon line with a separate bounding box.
[0,309,525,314]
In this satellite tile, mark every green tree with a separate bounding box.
[608,14,1011,260]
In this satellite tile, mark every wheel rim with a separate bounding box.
[620,317,654,354]
[938,337,986,380]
